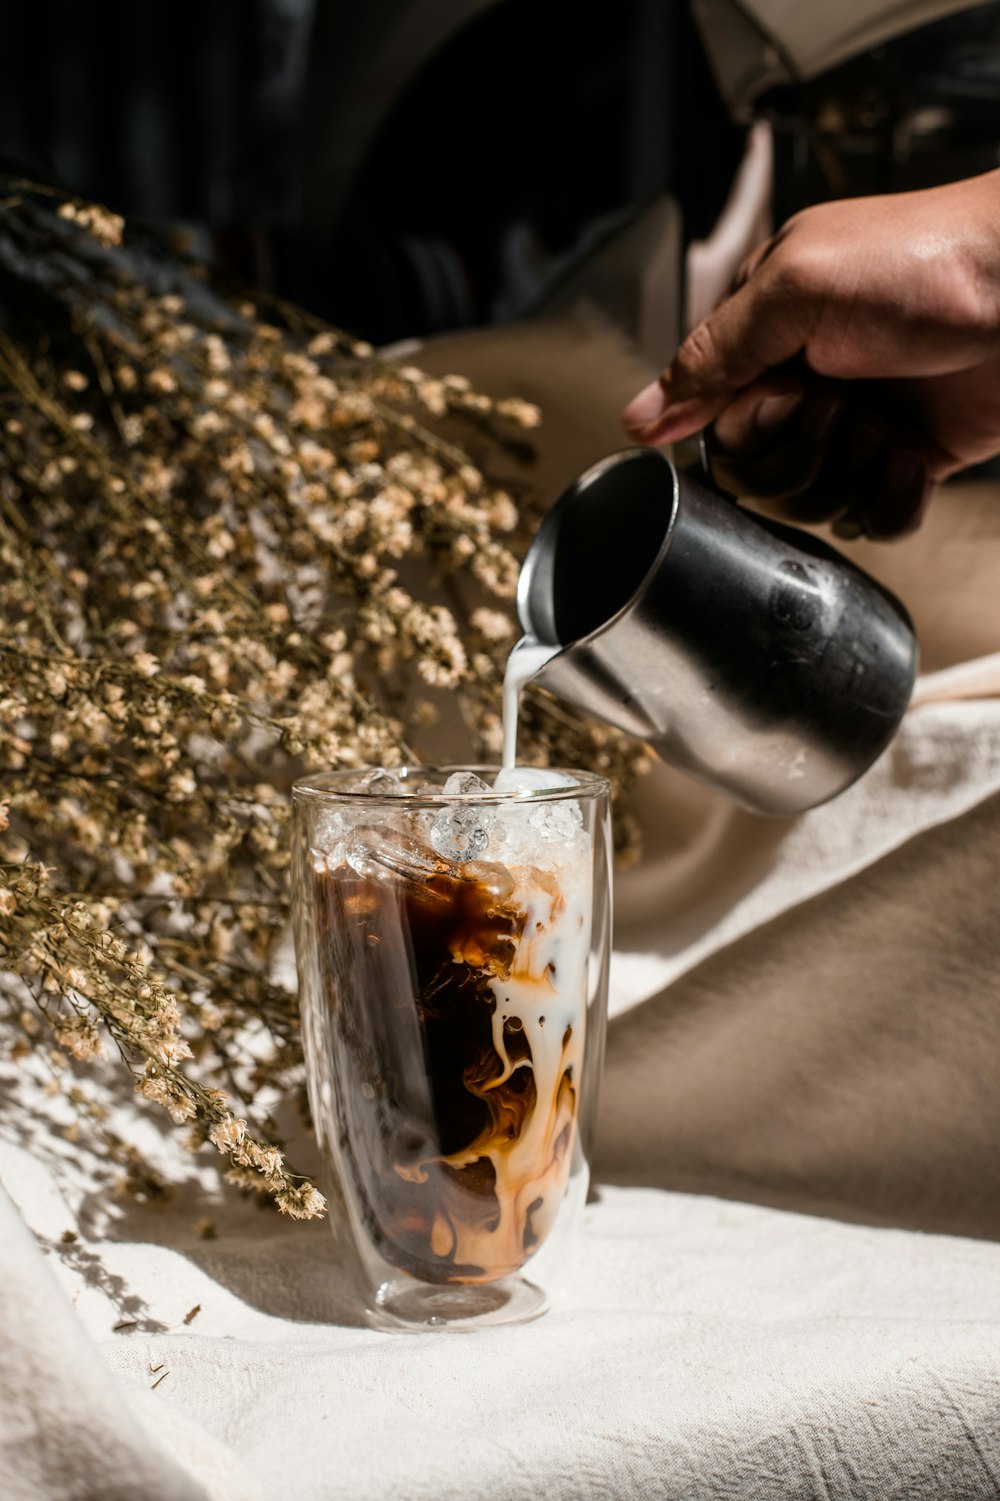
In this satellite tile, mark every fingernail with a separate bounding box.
[622,378,669,433]
[754,392,802,432]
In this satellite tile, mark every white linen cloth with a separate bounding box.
[4,311,1000,1499]
[6,1130,1000,1501]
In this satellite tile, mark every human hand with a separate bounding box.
[621,170,1000,538]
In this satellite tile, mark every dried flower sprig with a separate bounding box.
[0,179,648,1219]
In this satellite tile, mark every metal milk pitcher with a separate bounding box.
[515,446,918,816]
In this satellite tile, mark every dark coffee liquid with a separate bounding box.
[313,849,580,1284]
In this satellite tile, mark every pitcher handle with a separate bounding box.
[696,429,740,501]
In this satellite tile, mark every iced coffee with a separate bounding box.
[293,767,608,1311]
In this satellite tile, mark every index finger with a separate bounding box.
[621,265,817,445]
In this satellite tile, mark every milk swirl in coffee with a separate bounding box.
[309,683,590,1286]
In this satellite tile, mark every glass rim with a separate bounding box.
[291,763,611,807]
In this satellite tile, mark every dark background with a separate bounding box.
[2,0,1000,344]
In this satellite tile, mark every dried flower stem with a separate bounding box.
[0,178,648,1222]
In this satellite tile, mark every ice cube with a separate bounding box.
[463,860,515,904]
[421,772,497,862]
[308,770,404,865]
[492,767,579,794]
[527,800,583,841]
[429,804,494,863]
[442,771,494,796]
[310,806,356,864]
[349,768,405,796]
[344,823,460,883]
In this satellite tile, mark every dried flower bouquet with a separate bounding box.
[0,180,646,1220]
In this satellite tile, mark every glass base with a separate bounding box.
[368,1274,548,1332]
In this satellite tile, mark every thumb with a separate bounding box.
[621,270,814,445]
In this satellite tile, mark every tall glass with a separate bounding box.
[291,765,611,1332]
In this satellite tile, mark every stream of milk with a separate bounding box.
[501,636,560,768]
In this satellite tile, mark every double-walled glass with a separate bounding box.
[291,766,611,1332]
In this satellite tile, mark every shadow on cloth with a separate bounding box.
[0,1063,367,1328]
[99,1100,369,1328]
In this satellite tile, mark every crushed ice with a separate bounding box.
[310,767,586,873]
